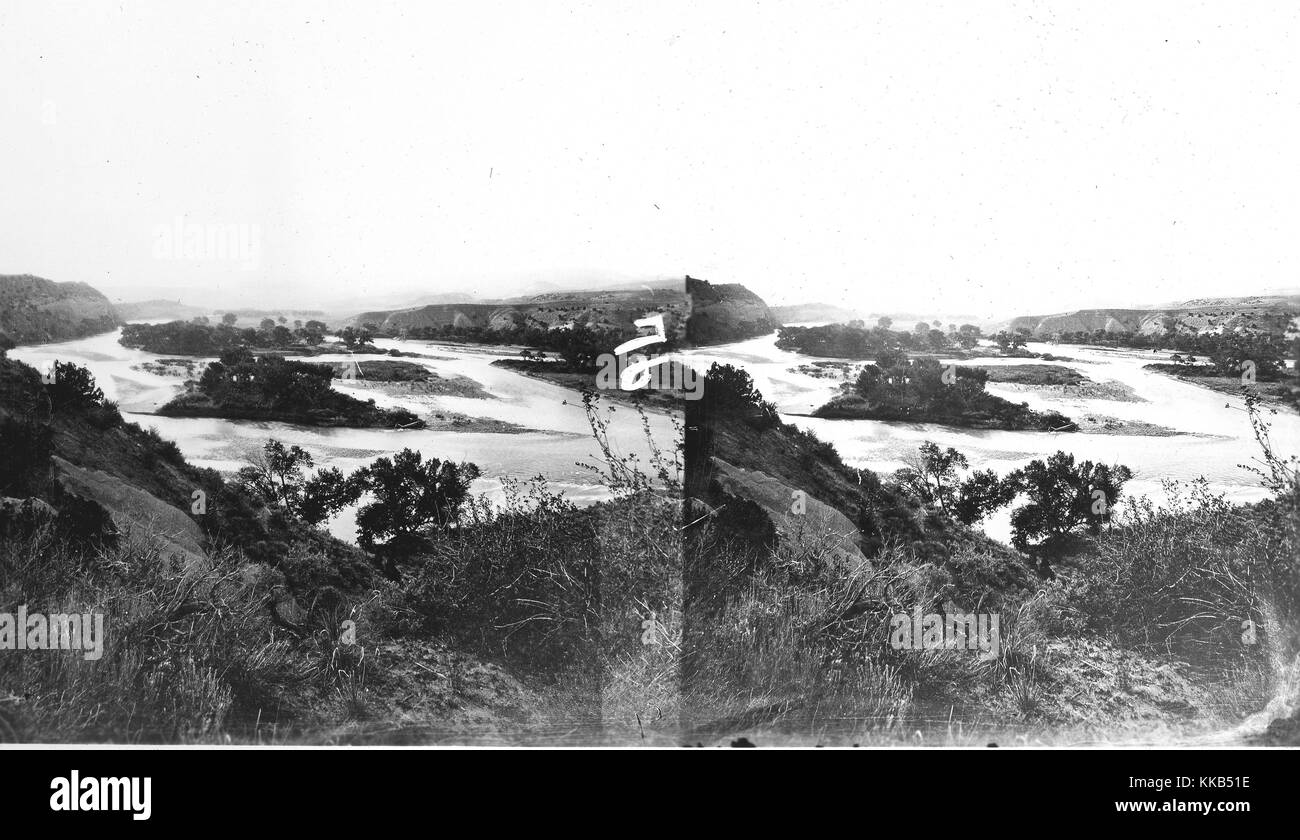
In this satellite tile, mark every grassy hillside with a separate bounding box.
[685,276,780,345]
[0,274,120,345]
[114,299,210,322]
[0,352,684,743]
[353,284,689,340]
[680,364,1299,744]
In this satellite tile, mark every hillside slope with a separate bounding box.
[352,283,689,338]
[115,299,210,322]
[685,276,779,345]
[0,274,121,345]
[770,302,861,324]
[678,364,1292,744]
[1009,295,1300,338]
[0,354,548,742]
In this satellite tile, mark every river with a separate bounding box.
[10,329,680,543]
[680,330,1300,544]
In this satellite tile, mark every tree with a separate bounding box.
[1004,452,1133,553]
[701,363,780,429]
[874,347,907,370]
[299,467,362,526]
[47,362,105,412]
[352,449,482,577]
[953,469,1017,525]
[1210,332,1284,380]
[236,439,316,514]
[895,441,1018,526]
[300,320,327,346]
[894,441,968,512]
[260,318,276,331]
[271,325,294,347]
[876,316,893,329]
[221,312,239,326]
[0,334,14,359]
[993,330,1027,353]
[956,324,981,350]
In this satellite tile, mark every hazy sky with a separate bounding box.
[3,1,1299,317]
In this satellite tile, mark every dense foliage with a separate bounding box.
[161,349,423,428]
[814,356,1074,430]
[120,318,331,355]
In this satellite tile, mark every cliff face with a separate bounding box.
[354,285,689,338]
[1007,309,1154,337]
[1009,295,1300,338]
[0,275,121,345]
[685,276,779,345]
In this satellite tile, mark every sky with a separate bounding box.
[2,1,1299,318]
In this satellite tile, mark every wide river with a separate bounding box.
[13,327,1296,743]
[682,330,1300,543]
[11,329,680,543]
[15,327,1297,546]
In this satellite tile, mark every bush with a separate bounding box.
[699,363,780,429]
[46,362,104,413]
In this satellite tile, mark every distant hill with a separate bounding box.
[352,281,690,338]
[685,276,779,345]
[115,299,209,322]
[770,302,861,324]
[1008,295,1300,339]
[0,274,120,345]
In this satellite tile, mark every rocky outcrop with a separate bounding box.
[0,275,121,345]
[0,496,58,535]
[53,457,207,567]
[1007,309,1153,337]
[685,276,779,345]
[1008,295,1300,339]
[708,457,868,567]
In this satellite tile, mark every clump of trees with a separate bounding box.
[896,440,1135,568]
[162,348,423,428]
[237,438,481,579]
[894,441,1016,527]
[120,318,332,355]
[776,321,1028,360]
[814,356,1073,431]
[991,329,1031,353]
[697,363,781,430]
[408,322,622,371]
[1059,325,1295,379]
[339,325,376,350]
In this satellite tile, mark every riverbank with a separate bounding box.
[490,358,684,410]
[1144,363,1300,410]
